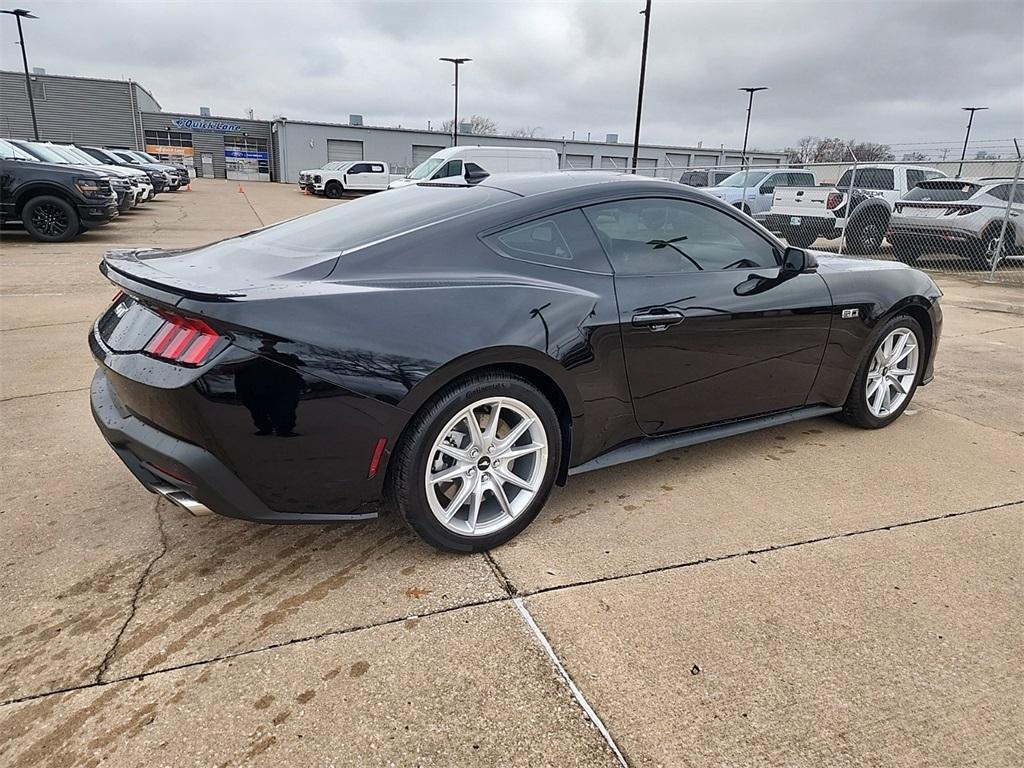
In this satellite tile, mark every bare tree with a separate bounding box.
[441,115,498,136]
[901,151,930,162]
[507,126,543,138]
[784,136,894,164]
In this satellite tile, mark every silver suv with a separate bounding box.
[889,178,1022,269]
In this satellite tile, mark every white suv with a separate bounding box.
[889,178,1022,269]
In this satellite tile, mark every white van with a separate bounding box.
[388,146,558,189]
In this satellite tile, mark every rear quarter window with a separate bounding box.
[484,209,612,273]
[903,181,980,202]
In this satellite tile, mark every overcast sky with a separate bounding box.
[2,0,1022,155]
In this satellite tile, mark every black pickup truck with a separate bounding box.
[1,140,119,242]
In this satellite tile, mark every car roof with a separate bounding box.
[469,170,676,198]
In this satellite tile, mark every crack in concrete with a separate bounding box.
[483,551,519,596]
[946,323,1024,338]
[94,501,169,684]
[0,386,89,403]
[917,402,1023,435]
[2,497,1020,708]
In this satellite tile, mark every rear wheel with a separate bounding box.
[840,314,924,429]
[324,181,343,199]
[846,210,889,254]
[973,225,1014,270]
[388,373,561,552]
[21,196,80,242]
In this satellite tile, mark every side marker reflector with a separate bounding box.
[368,438,388,479]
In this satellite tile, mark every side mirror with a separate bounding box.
[464,166,489,184]
[781,247,818,276]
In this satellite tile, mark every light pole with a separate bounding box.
[439,57,470,147]
[958,106,988,177]
[630,0,652,174]
[2,8,39,140]
[738,86,767,169]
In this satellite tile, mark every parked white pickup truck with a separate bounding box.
[764,164,946,250]
[298,161,400,198]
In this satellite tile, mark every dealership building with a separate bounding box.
[1,68,786,183]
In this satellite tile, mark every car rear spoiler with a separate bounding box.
[101,249,245,305]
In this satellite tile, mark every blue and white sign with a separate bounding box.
[224,149,268,160]
[173,118,242,133]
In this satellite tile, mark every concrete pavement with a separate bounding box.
[2,179,1021,767]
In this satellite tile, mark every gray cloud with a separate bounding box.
[3,0,1022,155]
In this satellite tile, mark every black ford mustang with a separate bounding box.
[90,172,941,552]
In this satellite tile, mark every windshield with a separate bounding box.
[17,142,70,164]
[716,171,770,188]
[836,167,895,191]
[322,162,344,171]
[0,139,38,161]
[903,181,980,202]
[58,145,102,165]
[113,151,143,164]
[407,157,445,180]
[46,145,91,165]
[135,151,159,163]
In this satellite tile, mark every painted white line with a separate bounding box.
[512,597,629,768]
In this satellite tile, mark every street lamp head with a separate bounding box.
[0,8,38,17]
[962,106,989,112]
[739,86,768,93]
[439,57,471,64]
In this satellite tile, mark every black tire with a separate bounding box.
[890,236,923,266]
[839,314,925,429]
[846,210,889,255]
[973,225,1014,270]
[324,181,343,199]
[783,229,817,248]
[21,195,80,242]
[387,372,562,552]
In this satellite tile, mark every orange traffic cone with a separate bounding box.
[303,188,309,196]
[185,182,192,191]
[237,184,245,194]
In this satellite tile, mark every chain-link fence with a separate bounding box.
[561,156,1024,285]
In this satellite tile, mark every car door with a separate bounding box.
[584,196,833,435]
[364,163,387,190]
[345,162,370,189]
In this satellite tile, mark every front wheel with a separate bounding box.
[324,182,343,199]
[388,373,561,552]
[840,315,925,429]
[21,196,80,242]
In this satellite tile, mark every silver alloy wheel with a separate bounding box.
[425,396,548,537]
[866,328,920,418]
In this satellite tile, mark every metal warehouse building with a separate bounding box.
[2,68,786,183]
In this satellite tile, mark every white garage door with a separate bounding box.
[412,144,445,164]
[563,153,594,169]
[693,154,718,167]
[601,156,628,170]
[635,158,658,176]
[327,139,363,162]
[665,153,690,170]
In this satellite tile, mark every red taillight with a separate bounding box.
[144,311,223,366]
[826,192,843,210]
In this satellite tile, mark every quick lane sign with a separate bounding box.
[172,118,242,133]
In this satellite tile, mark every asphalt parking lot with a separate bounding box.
[2,178,1021,767]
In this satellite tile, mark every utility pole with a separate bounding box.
[958,106,988,177]
[439,57,470,147]
[738,86,768,168]
[2,8,40,139]
[630,0,652,173]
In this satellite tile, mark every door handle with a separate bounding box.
[632,310,685,330]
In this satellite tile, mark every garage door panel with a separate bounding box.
[564,153,594,169]
[412,144,445,165]
[327,139,363,162]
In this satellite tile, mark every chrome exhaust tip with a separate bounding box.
[152,482,214,517]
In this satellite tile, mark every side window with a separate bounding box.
[464,161,486,175]
[584,198,780,275]
[988,185,1009,202]
[790,172,815,187]
[906,169,925,190]
[714,171,731,185]
[434,159,463,179]
[759,173,780,193]
[349,163,371,174]
[485,209,612,273]
[369,163,384,173]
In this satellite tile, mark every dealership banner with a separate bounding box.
[224,149,269,160]
[146,144,194,157]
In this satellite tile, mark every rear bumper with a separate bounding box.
[90,368,378,524]
[763,213,840,238]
